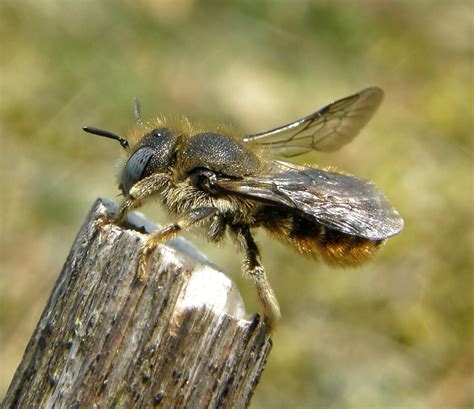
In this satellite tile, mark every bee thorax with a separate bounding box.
[179,132,260,177]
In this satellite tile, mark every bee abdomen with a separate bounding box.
[260,208,383,267]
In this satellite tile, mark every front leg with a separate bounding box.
[138,207,219,279]
[232,225,281,331]
[114,173,171,224]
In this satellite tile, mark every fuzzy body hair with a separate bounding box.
[117,116,382,266]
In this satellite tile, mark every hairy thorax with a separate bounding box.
[160,176,262,240]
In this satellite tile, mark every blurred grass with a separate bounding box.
[1,1,472,407]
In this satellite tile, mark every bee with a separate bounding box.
[83,87,403,329]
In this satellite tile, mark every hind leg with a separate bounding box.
[232,225,281,330]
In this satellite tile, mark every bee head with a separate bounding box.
[119,127,178,195]
[83,99,178,196]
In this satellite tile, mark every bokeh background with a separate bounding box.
[1,1,472,407]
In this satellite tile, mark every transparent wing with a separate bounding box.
[216,160,403,240]
[243,87,384,157]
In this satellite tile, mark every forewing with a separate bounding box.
[243,87,383,157]
[216,161,403,240]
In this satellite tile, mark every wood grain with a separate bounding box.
[3,198,272,409]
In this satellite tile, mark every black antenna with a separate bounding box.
[133,97,143,125]
[82,126,130,150]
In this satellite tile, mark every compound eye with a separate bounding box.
[120,147,154,195]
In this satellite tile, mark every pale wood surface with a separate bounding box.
[3,199,272,409]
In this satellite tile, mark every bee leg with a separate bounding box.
[114,173,171,225]
[138,207,219,280]
[233,226,281,331]
[113,197,135,225]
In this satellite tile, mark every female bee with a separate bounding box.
[83,87,403,329]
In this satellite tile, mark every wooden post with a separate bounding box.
[3,199,272,408]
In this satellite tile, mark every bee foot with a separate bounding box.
[95,217,114,241]
[137,242,159,281]
[137,259,148,282]
[98,216,113,230]
[263,314,276,332]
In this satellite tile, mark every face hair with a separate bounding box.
[82,126,130,150]
[133,97,143,126]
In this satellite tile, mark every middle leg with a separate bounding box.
[138,206,219,279]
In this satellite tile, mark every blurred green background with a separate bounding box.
[1,1,472,407]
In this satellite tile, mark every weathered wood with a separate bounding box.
[3,198,272,409]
